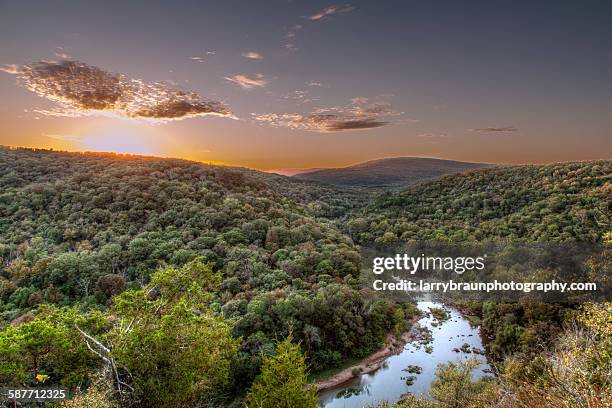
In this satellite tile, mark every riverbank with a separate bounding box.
[315,318,419,392]
[317,300,492,408]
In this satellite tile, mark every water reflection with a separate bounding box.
[318,300,491,408]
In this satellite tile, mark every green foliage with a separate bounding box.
[109,259,238,407]
[0,260,241,406]
[2,148,608,406]
[429,307,450,322]
[429,358,490,408]
[387,302,612,408]
[351,161,611,243]
[246,335,317,408]
[296,157,491,190]
[474,301,565,360]
[495,302,612,407]
[0,305,106,388]
[0,148,389,387]
[387,358,492,408]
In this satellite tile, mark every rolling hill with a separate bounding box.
[294,157,494,190]
[0,147,609,406]
[347,160,611,243]
[0,147,403,393]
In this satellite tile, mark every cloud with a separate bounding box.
[469,126,518,133]
[307,4,354,21]
[190,51,215,62]
[282,90,318,104]
[285,6,351,51]
[350,97,369,105]
[0,64,20,74]
[285,24,302,39]
[252,99,402,132]
[54,47,72,59]
[2,60,232,121]
[242,51,263,60]
[224,73,267,89]
[306,81,323,87]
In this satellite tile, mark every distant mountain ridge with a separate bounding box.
[265,167,324,177]
[294,157,494,190]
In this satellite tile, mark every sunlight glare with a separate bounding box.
[80,124,160,156]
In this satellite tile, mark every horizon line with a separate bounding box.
[2,144,610,175]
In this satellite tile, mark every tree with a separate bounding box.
[106,258,238,407]
[96,274,126,299]
[246,335,317,408]
[429,358,489,408]
[0,305,105,388]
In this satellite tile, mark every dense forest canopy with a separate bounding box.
[347,161,610,243]
[0,147,609,406]
[0,147,405,401]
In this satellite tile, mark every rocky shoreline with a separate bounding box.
[315,319,419,392]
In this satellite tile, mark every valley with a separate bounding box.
[0,147,609,407]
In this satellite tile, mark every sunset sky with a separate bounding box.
[1,0,611,170]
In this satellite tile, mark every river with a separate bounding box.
[317,298,491,408]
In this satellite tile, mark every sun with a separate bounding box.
[79,123,160,156]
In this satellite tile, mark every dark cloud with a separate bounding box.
[2,60,232,121]
[323,117,387,131]
[252,99,402,132]
[470,126,519,133]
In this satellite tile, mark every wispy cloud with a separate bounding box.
[225,73,268,89]
[242,51,263,60]
[252,99,403,132]
[285,24,302,40]
[190,51,216,63]
[307,4,354,21]
[0,64,20,74]
[54,47,72,60]
[1,60,232,121]
[306,81,323,87]
[282,90,318,104]
[469,126,518,133]
[282,5,352,51]
[350,97,369,105]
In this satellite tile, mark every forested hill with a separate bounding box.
[0,147,609,405]
[0,147,409,397]
[347,160,611,244]
[295,157,494,190]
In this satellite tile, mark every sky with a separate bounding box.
[1,0,611,170]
